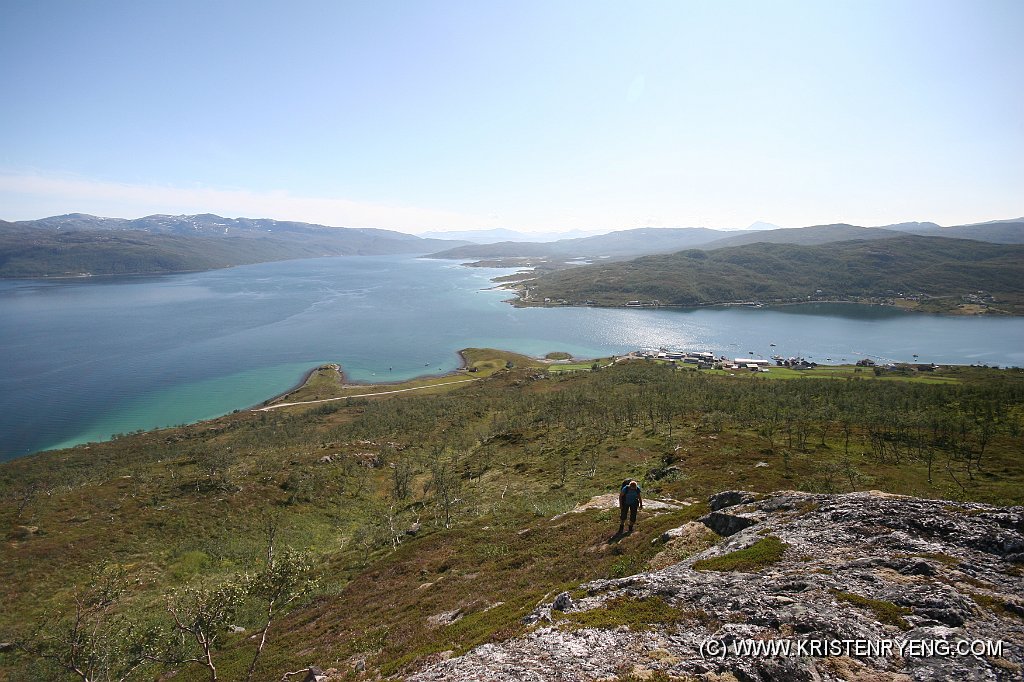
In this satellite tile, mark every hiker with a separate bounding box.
[618,479,643,533]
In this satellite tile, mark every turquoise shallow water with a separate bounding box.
[2,254,1023,460]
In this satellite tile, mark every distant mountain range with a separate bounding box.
[421,221,783,244]
[426,227,750,260]
[0,213,468,277]
[426,219,1024,261]
[3,212,1022,281]
[522,235,1024,314]
[419,227,605,243]
[884,219,1024,244]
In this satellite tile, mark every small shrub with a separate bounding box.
[167,550,212,582]
[608,554,646,579]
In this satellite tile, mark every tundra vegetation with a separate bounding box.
[1,350,1022,679]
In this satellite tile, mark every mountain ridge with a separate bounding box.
[427,226,744,260]
[426,219,1024,261]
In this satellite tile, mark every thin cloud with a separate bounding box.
[0,171,494,232]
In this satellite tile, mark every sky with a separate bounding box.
[1,0,1021,233]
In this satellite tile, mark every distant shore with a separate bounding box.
[501,288,1005,316]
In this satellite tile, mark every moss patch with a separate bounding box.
[692,536,787,572]
[832,590,912,629]
[914,552,960,567]
[557,595,696,632]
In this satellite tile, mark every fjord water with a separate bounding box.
[2,254,1023,460]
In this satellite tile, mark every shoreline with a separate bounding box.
[10,349,1012,462]
[254,350,479,409]
[503,293,1003,317]
[12,349,567,461]
[255,363,333,408]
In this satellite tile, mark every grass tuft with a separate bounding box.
[831,590,912,629]
[556,595,693,631]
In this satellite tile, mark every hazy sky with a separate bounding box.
[1,0,1021,232]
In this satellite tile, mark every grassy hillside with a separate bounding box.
[523,235,1024,314]
[2,351,1022,679]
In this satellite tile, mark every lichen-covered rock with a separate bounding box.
[408,491,1024,681]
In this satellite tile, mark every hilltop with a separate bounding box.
[2,353,1023,679]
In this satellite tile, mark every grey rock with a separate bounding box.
[552,592,573,612]
[302,667,327,682]
[520,606,551,626]
[427,609,463,628]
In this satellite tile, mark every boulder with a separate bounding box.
[302,667,328,682]
[700,511,758,536]
[708,489,760,511]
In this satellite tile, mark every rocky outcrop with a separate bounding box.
[708,490,761,511]
[699,510,758,536]
[409,490,1024,681]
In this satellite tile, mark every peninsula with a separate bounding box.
[511,235,1024,315]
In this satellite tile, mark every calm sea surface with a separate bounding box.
[3,254,1023,460]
